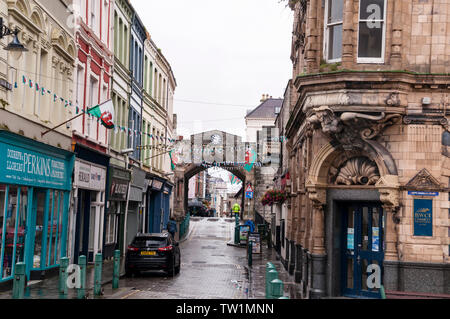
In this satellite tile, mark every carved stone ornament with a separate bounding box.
[375,175,400,209]
[306,106,401,151]
[333,157,380,186]
[405,168,442,191]
[385,92,401,107]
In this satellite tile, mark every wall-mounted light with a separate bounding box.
[1,18,28,60]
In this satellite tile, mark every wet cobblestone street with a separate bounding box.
[108,217,250,299]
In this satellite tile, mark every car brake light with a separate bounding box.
[127,245,139,252]
[158,245,173,252]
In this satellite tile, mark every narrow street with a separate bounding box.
[111,217,249,299]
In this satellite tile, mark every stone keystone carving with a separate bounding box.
[405,168,442,191]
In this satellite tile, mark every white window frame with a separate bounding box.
[323,0,344,63]
[356,0,387,64]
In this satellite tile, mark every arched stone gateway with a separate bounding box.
[172,130,257,220]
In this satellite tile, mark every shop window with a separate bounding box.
[0,186,27,280]
[46,191,63,267]
[88,204,96,252]
[357,0,386,63]
[33,191,46,269]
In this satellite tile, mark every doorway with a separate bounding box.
[340,202,384,298]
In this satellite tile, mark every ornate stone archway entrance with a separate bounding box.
[296,106,402,298]
[171,130,256,220]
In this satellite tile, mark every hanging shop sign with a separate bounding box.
[129,168,147,202]
[413,199,433,237]
[151,179,164,191]
[74,160,106,191]
[0,134,72,190]
[163,184,172,195]
[109,166,131,201]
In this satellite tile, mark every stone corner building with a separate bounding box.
[283,0,450,298]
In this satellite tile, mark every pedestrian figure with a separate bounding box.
[167,217,178,239]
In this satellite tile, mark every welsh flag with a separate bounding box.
[87,100,115,129]
[169,150,177,170]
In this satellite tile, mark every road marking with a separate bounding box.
[121,289,140,299]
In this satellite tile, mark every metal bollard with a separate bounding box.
[270,279,284,299]
[59,257,69,295]
[380,285,386,299]
[234,213,240,245]
[112,250,120,289]
[248,241,253,268]
[266,269,278,299]
[279,296,290,299]
[12,262,26,299]
[94,253,103,296]
[78,255,87,299]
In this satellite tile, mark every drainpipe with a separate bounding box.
[123,154,131,256]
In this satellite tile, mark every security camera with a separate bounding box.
[120,148,134,155]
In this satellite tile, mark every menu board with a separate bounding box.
[248,232,261,254]
[239,225,250,245]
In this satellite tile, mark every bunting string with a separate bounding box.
[13,74,177,144]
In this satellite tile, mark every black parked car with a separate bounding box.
[125,233,181,277]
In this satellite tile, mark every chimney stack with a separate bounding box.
[260,94,271,103]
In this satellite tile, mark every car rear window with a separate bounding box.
[132,237,167,248]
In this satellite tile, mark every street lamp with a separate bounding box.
[1,18,27,59]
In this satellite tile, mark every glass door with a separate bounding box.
[342,203,384,298]
[32,190,47,270]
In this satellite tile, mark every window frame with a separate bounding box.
[323,0,344,63]
[356,0,387,64]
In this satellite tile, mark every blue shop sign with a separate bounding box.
[413,199,433,237]
[408,191,439,197]
[0,132,73,190]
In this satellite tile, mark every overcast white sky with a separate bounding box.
[130,0,294,140]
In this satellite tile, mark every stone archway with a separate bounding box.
[172,130,256,220]
[305,141,401,259]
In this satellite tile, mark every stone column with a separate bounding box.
[383,205,401,291]
[341,0,355,68]
[307,188,327,299]
[390,0,403,69]
[376,176,401,291]
[311,204,326,255]
[305,0,319,73]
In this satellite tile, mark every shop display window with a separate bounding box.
[33,191,46,269]
[0,186,27,281]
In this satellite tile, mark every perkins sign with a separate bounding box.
[1,144,69,190]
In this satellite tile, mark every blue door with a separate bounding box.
[341,203,384,298]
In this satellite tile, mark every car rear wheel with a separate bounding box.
[167,257,176,277]
[125,268,133,278]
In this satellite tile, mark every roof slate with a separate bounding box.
[245,98,283,119]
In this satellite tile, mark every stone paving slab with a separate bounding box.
[245,246,302,299]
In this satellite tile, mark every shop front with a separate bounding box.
[0,131,75,282]
[71,144,109,264]
[104,165,130,259]
[146,175,173,234]
[125,167,146,247]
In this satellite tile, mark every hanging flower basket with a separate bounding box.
[261,189,289,206]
